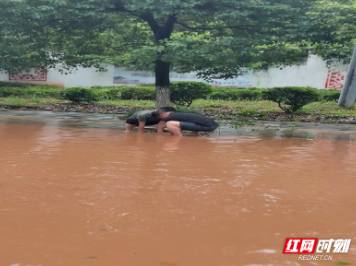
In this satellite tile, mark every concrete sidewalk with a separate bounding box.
[1,110,356,140]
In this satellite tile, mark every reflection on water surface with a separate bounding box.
[0,123,356,266]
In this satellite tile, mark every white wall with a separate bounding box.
[0,71,8,81]
[90,64,117,87]
[252,55,347,89]
[46,68,66,87]
[0,55,349,90]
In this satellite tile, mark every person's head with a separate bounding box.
[152,110,172,119]
[152,107,175,119]
[159,106,176,112]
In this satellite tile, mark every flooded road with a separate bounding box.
[1,122,356,266]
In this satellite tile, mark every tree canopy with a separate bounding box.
[1,0,355,106]
[309,0,356,65]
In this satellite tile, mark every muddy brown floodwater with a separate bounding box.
[1,122,356,266]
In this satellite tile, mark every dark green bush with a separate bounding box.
[210,88,239,100]
[170,82,212,107]
[103,88,123,100]
[120,86,155,100]
[210,91,231,100]
[94,88,124,101]
[93,90,109,101]
[61,87,98,104]
[175,107,204,115]
[31,88,63,98]
[90,86,119,90]
[262,86,320,113]
[319,89,341,102]
[0,81,38,88]
[0,87,62,98]
[0,88,24,97]
[237,89,263,100]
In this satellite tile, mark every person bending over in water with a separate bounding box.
[153,111,218,136]
[124,107,175,133]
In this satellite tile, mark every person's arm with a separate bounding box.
[137,121,146,133]
[156,121,166,133]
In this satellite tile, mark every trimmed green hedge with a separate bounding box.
[0,84,341,109]
[210,87,264,100]
[120,86,156,100]
[0,87,63,98]
[0,81,39,88]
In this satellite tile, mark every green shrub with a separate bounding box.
[92,86,155,101]
[2,97,28,106]
[0,88,23,97]
[90,86,119,90]
[102,88,125,100]
[120,86,155,100]
[262,86,320,113]
[210,87,263,101]
[175,107,204,115]
[61,87,98,104]
[0,81,38,88]
[93,90,108,101]
[237,89,263,100]
[210,88,239,100]
[319,89,341,102]
[0,87,62,98]
[210,91,231,100]
[170,82,212,107]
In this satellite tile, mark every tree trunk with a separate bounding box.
[134,13,176,108]
[155,59,170,108]
[156,85,170,108]
[339,47,356,108]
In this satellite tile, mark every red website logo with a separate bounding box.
[283,238,318,254]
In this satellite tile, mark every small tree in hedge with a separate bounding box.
[61,87,98,104]
[262,87,319,113]
[170,82,212,107]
